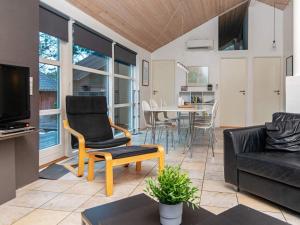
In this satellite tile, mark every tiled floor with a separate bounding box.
[1,129,300,225]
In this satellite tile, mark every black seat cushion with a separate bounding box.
[237,151,300,188]
[265,120,300,152]
[89,145,158,159]
[73,137,130,149]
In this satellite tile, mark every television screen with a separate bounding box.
[0,64,30,123]
[219,1,249,51]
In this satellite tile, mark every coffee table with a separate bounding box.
[204,204,289,225]
[81,194,215,225]
[82,194,290,225]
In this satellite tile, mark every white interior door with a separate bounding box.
[152,60,175,106]
[220,58,247,127]
[253,57,282,125]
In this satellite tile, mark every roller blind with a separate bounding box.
[114,44,137,66]
[73,23,113,57]
[39,5,69,42]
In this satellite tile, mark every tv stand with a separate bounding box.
[0,127,37,204]
[0,122,30,130]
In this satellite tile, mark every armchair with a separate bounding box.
[64,96,165,196]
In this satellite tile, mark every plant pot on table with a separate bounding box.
[159,202,183,225]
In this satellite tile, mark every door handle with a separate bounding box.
[274,90,280,95]
[153,90,158,95]
[239,90,246,95]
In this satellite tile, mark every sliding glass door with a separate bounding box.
[39,32,64,165]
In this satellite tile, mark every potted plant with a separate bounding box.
[145,166,199,225]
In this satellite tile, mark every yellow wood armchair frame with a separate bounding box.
[63,118,164,196]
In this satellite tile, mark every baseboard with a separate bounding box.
[39,156,68,169]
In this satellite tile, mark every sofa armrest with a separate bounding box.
[223,125,266,186]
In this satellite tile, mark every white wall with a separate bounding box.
[41,0,152,128]
[283,1,293,60]
[293,0,300,76]
[152,1,285,126]
[285,0,300,113]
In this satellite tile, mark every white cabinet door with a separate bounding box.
[253,57,282,125]
[152,60,175,106]
[220,58,247,127]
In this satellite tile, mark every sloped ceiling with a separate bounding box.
[257,0,289,10]
[67,0,289,52]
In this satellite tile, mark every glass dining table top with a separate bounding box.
[143,105,209,113]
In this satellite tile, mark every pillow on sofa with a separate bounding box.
[265,120,300,152]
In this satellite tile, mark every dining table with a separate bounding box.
[144,105,209,157]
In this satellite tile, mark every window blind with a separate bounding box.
[114,44,137,66]
[39,5,69,42]
[73,23,113,57]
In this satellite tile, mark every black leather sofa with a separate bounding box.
[224,112,300,213]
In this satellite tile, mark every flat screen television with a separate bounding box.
[0,64,30,124]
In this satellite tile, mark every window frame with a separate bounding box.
[113,63,136,134]
[38,32,64,163]
[71,45,112,102]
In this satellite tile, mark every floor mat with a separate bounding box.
[39,164,70,180]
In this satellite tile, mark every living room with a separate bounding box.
[0,0,299,224]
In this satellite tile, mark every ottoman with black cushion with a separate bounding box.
[87,144,165,196]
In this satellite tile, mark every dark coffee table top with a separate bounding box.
[82,194,290,225]
[82,193,215,225]
[203,204,290,225]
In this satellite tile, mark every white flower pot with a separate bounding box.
[159,202,183,225]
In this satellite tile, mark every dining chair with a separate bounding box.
[149,99,168,122]
[142,100,175,153]
[192,101,219,156]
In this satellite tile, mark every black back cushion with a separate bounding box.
[66,96,113,148]
[272,112,300,122]
[265,113,300,151]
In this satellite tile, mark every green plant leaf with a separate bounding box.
[145,166,200,207]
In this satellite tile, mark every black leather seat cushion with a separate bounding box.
[89,145,158,159]
[73,137,130,149]
[237,151,300,188]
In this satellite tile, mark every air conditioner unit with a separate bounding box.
[186,39,214,50]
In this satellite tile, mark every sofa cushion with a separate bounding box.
[237,151,300,188]
[272,112,300,122]
[265,120,300,152]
